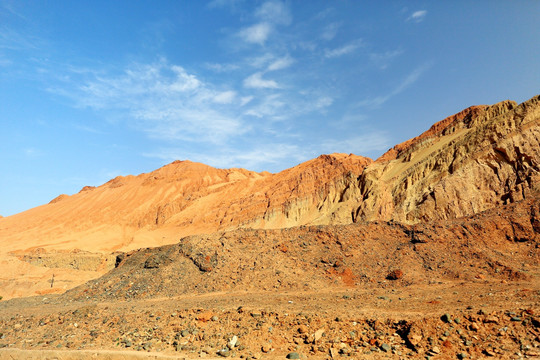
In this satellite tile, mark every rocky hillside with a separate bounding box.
[0,95,538,299]
[65,190,539,302]
[354,95,540,223]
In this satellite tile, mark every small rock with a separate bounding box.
[211,316,219,321]
[217,348,231,357]
[380,343,391,352]
[469,323,480,331]
[457,353,467,359]
[484,349,496,356]
[261,344,272,353]
[510,316,521,322]
[286,352,300,359]
[227,335,238,349]
[314,328,324,343]
[297,325,308,334]
[181,330,190,337]
[441,313,452,323]
[386,269,403,280]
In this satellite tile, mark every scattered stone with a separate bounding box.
[457,353,467,359]
[386,269,403,280]
[441,313,452,323]
[510,316,522,322]
[314,328,325,343]
[286,352,300,359]
[380,343,391,352]
[297,325,308,334]
[198,311,213,322]
[217,348,231,357]
[227,335,238,349]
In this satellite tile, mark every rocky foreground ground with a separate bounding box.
[0,280,539,360]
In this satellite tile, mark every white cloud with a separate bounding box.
[407,10,427,23]
[324,40,362,58]
[240,96,254,106]
[213,90,236,104]
[267,56,294,71]
[255,1,292,26]
[243,72,279,89]
[238,22,272,44]
[53,60,246,144]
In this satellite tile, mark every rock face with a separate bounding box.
[353,95,540,223]
[0,95,538,299]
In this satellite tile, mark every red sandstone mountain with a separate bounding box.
[0,95,538,299]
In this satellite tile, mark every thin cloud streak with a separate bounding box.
[324,40,362,58]
[356,63,431,108]
[407,10,427,23]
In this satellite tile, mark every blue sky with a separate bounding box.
[1,1,539,216]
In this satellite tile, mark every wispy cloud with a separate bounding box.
[236,1,291,45]
[50,59,246,144]
[324,40,362,58]
[357,64,431,108]
[144,143,305,172]
[213,90,237,104]
[407,10,427,23]
[267,55,294,71]
[255,1,292,26]
[315,96,333,109]
[243,71,279,89]
[244,94,285,118]
[238,22,272,44]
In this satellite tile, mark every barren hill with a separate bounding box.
[0,95,538,299]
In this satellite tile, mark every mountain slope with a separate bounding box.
[353,95,540,223]
[0,95,538,299]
